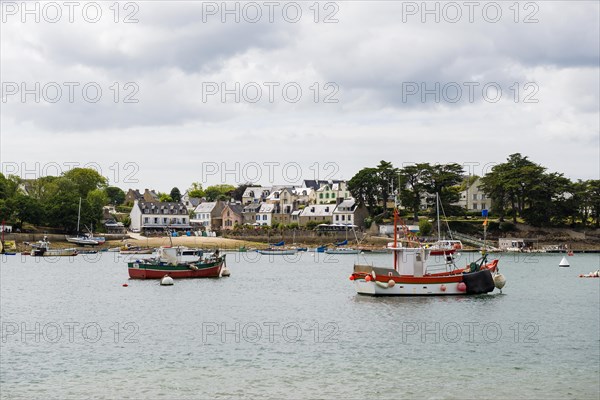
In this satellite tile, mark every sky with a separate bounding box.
[1,1,599,193]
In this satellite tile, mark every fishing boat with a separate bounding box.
[257,241,298,255]
[30,236,78,257]
[128,247,225,279]
[350,208,504,296]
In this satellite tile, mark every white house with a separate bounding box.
[191,201,225,230]
[256,203,275,226]
[458,178,491,212]
[129,200,191,233]
[332,199,368,228]
[298,204,334,226]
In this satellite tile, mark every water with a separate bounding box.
[1,251,599,399]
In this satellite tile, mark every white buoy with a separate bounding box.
[160,274,174,285]
[493,273,506,291]
[220,267,231,277]
[559,257,570,268]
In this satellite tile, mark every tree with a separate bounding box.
[83,189,109,230]
[418,219,432,236]
[232,183,256,202]
[188,182,205,198]
[399,163,430,221]
[375,161,398,218]
[204,185,235,201]
[105,186,126,205]
[9,194,43,227]
[159,193,173,202]
[348,167,379,216]
[421,163,464,213]
[63,168,107,198]
[43,177,80,230]
[170,187,181,202]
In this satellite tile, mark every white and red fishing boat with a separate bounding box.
[350,209,504,296]
[128,247,226,279]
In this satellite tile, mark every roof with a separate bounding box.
[259,203,275,213]
[224,203,244,215]
[194,202,218,213]
[243,203,262,213]
[334,199,356,212]
[300,204,334,217]
[137,201,188,215]
[242,187,265,199]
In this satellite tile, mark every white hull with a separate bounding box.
[257,249,298,255]
[66,237,99,246]
[354,280,468,296]
[325,248,361,255]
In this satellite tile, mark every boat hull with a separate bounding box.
[352,260,499,296]
[257,249,298,255]
[128,257,224,279]
[325,249,361,254]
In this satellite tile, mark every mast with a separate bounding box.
[77,197,82,233]
[436,193,441,241]
[393,179,398,272]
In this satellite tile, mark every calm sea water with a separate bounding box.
[1,251,599,399]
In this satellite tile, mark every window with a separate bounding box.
[472,194,477,200]
[319,193,323,199]
[263,215,267,220]
[348,215,352,221]
[335,215,339,221]
[163,218,168,223]
[154,217,159,224]
[144,217,148,223]
[256,215,260,221]
[342,215,345,221]
[481,194,486,200]
[472,203,478,210]
[182,218,187,223]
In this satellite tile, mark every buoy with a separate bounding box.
[440,284,446,292]
[160,275,174,285]
[122,283,129,287]
[365,275,373,282]
[220,267,231,277]
[559,257,570,268]
[457,282,467,292]
[388,279,395,288]
[349,275,355,281]
[493,273,506,291]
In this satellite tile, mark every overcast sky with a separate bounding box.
[1,1,598,192]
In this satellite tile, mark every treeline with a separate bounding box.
[0,168,119,232]
[349,154,600,228]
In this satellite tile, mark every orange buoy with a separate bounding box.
[349,275,355,281]
[365,275,373,282]
[457,282,467,292]
[122,283,129,287]
[440,284,447,292]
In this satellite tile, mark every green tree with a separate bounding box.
[170,187,182,202]
[43,177,80,230]
[63,168,108,198]
[418,219,432,236]
[421,163,464,213]
[83,189,109,230]
[204,185,235,201]
[375,160,398,218]
[399,163,431,221]
[188,182,205,198]
[348,167,379,216]
[159,193,173,202]
[105,186,126,205]
[9,194,43,227]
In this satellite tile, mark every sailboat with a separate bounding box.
[428,193,463,256]
[325,225,362,254]
[65,198,104,246]
[350,198,503,296]
[257,241,298,255]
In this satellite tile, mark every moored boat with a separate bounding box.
[128,247,225,279]
[326,247,361,255]
[257,248,298,255]
[30,236,78,257]
[350,209,503,296]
